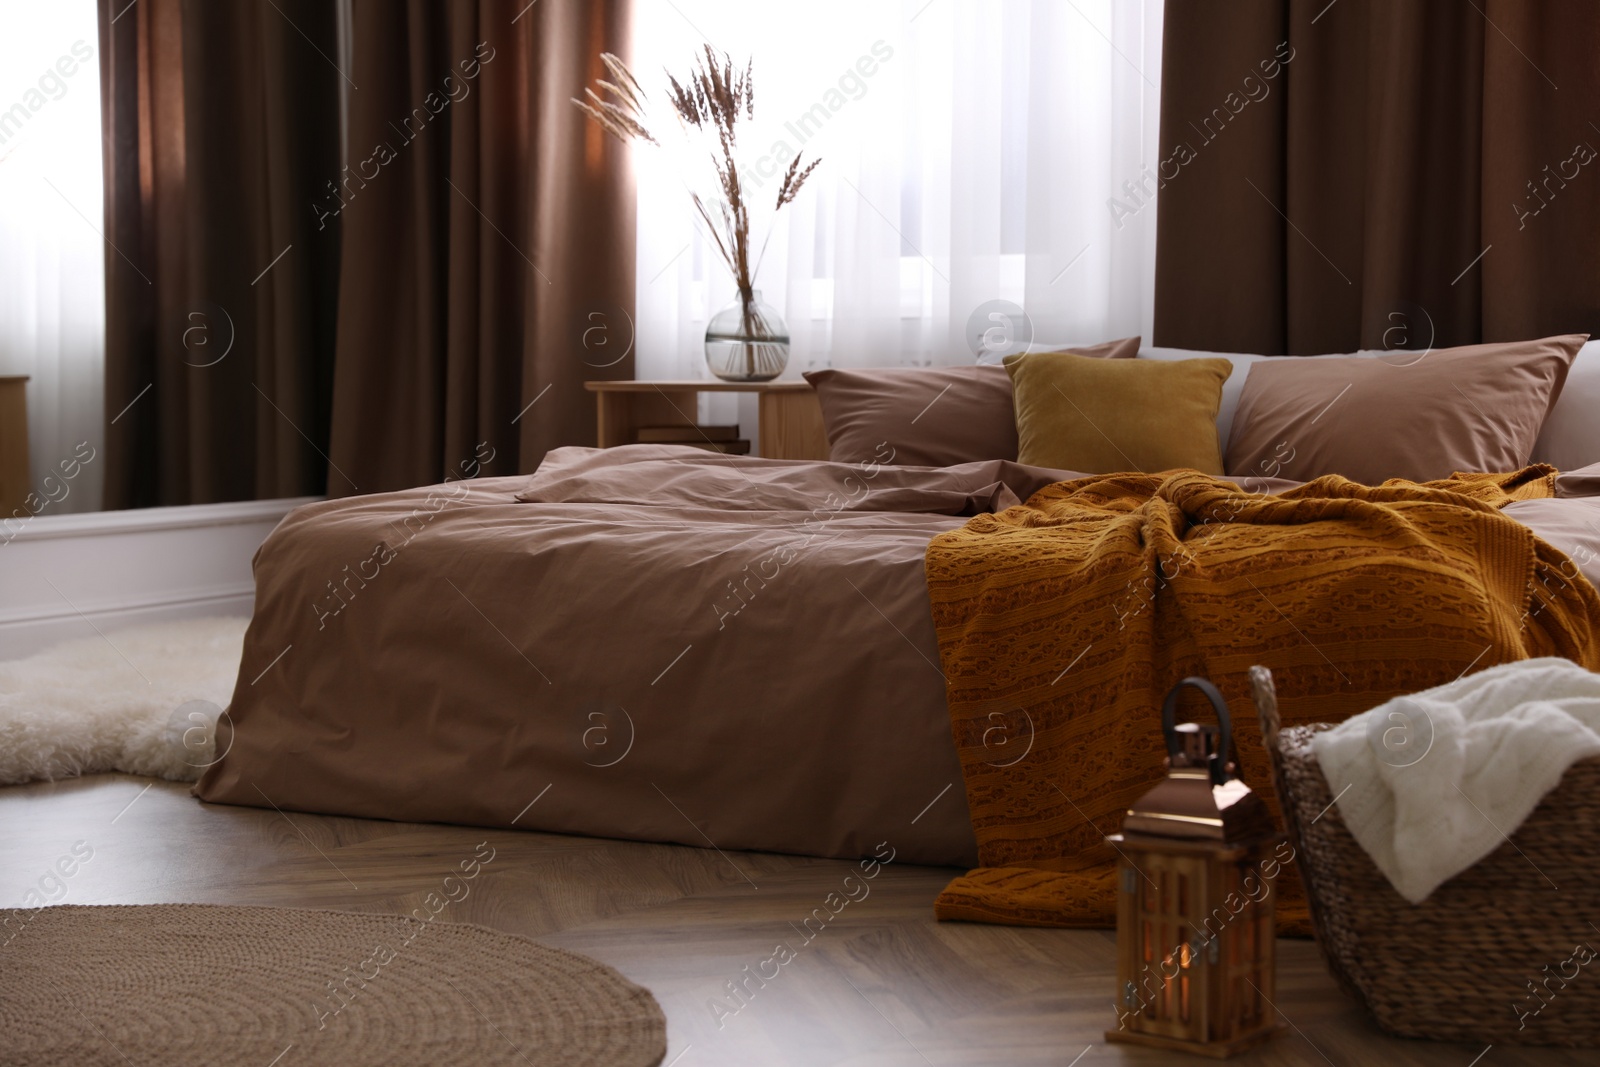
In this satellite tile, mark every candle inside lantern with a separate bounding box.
[1106,676,1286,1058]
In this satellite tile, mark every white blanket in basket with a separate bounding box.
[1313,658,1600,904]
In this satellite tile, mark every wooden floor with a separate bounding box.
[0,774,1585,1067]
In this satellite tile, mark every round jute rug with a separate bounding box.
[0,904,666,1067]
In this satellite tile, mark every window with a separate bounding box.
[631,0,1164,382]
[0,0,105,514]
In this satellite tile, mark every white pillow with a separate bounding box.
[1533,339,1600,470]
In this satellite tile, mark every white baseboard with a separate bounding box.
[0,497,316,660]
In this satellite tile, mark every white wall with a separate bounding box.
[0,497,313,660]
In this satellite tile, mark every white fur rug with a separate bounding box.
[0,617,248,785]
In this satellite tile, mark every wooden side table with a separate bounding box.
[0,376,28,515]
[584,380,830,461]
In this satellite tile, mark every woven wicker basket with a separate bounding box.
[1247,666,1600,1046]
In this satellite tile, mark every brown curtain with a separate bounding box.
[327,0,634,495]
[1154,0,1600,355]
[98,0,342,508]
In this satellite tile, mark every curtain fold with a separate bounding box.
[327,0,633,495]
[100,0,633,505]
[98,0,342,508]
[523,0,636,469]
[1154,0,1600,355]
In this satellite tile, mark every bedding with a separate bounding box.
[1533,338,1600,470]
[195,445,1600,893]
[1005,352,1231,473]
[803,335,1138,467]
[926,465,1600,928]
[195,446,1084,867]
[1224,334,1585,483]
[807,335,1598,475]
[1145,337,1600,467]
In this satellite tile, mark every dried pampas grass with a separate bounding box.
[575,47,820,303]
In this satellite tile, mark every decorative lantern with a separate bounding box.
[1105,677,1285,1058]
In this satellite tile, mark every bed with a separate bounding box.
[196,338,1600,873]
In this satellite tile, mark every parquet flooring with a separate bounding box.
[0,774,1587,1066]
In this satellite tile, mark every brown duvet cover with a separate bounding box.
[196,446,1082,867]
[196,448,1600,870]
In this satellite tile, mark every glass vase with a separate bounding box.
[704,289,790,382]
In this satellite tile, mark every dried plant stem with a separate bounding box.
[573,47,821,324]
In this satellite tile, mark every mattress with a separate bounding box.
[194,448,1600,868]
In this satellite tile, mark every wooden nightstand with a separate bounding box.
[0,376,28,515]
[584,380,829,461]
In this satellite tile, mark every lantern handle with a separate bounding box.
[1160,676,1234,784]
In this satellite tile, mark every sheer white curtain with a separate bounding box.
[0,0,105,514]
[632,0,1163,393]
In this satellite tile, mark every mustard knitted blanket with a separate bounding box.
[925,467,1600,926]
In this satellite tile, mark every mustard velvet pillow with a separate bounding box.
[1003,352,1231,474]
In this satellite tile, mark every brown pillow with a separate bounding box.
[1224,335,1586,484]
[1004,352,1231,474]
[803,336,1139,466]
